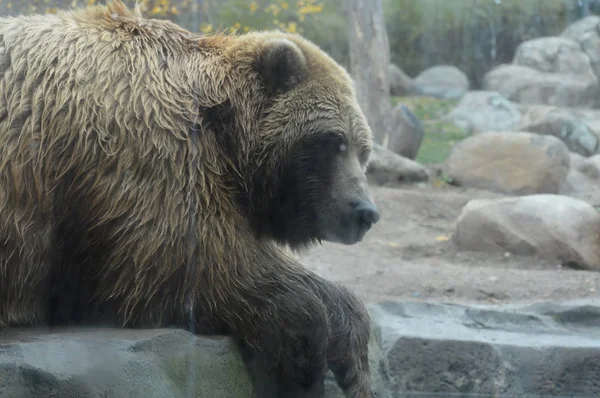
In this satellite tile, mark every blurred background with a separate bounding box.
[1,0,597,88]
[2,1,600,397]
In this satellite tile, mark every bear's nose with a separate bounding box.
[350,199,380,226]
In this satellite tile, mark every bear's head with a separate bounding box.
[52,2,378,253]
[240,33,380,251]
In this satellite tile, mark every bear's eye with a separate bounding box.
[322,132,347,154]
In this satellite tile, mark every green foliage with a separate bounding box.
[207,0,326,35]
[1,0,592,88]
[205,0,349,66]
[382,0,425,81]
[392,96,469,166]
[383,0,579,87]
[392,96,457,121]
[416,121,469,166]
[0,0,352,64]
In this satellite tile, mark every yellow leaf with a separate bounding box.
[286,21,297,33]
[435,235,450,242]
[387,242,399,248]
[298,3,323,14]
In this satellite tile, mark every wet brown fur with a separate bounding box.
[0,1,375,397]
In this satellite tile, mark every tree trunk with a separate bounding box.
[346,0,392,146]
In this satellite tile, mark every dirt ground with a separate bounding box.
[300,182,600,307]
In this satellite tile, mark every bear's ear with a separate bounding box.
[257,38,308,94]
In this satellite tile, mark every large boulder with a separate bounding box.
[517,105,600,156]
[483,64,598,108]
[561,153,600,205]
[562,15,600,48]
[562,15,600,106]
[562,152,589,192]
[445,132,570,195]
[367,142,430,185]
[580,154,600,179]
[385,103,424,160]
[388,63,414,96]
[444,91,522,134]
[452,194,600,270]
[0,323,392,398]
[563,152,600,188]
[374,300,600,397]
[513,37,594,75]
[413,65,469,100]
[483,37,598,108]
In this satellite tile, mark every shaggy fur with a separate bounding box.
[0,1,378,397]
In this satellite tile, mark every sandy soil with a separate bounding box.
[300,182,600,307]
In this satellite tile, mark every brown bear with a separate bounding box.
[0,1,381,397]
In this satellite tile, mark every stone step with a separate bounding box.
[371,300,600,397]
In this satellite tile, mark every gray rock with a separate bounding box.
[0,329,251,398]
[445,131,571,195]
[444,91,522,134]
[562,15,600,44]
[561,152,596,197]
[580,154,600,179]
[518,105,600,156]
[367,142,430,185]
[385,103,424,160]
[413,85,466,100]
[372,299,600,397]
[562,16,600,107]
[560,153,600,206]
[413,65,469,100]
[483,64,598,108]
[0,324,392,398]
[564,119,600,155]
[388,64,414,96]
[561,165,600,202]
[453,194,600,270]
[562,153,600,206]
[483,36,599,108]
[513,36,595,76]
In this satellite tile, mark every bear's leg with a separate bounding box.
[0,221,55,327]
[198,271,332,398]
[302,273,374,398]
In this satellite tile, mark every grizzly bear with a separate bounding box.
[0,1,381,397]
